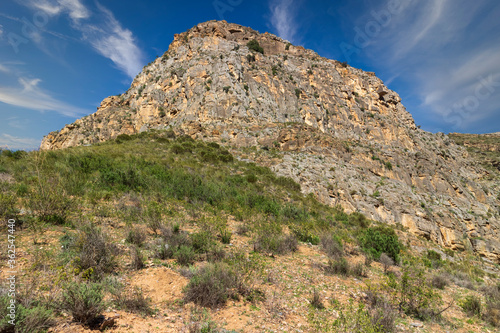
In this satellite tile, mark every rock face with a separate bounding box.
[41,20,500,262]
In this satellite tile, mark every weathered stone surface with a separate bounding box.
[40,20,500,262]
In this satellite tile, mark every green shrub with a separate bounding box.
[60,282,104,326]
[310,289,324,309]
[70,224,117,280]
[482,284,500,327]
[326,257,350,276]
[26,177,74,225]
[254,231,298,255]
[247,40,264,54]
[184,263,243,308]
[274,176,301,191]
[383,259,441,320]
[360,226,401,262]
[171,143,186,154]
[430,273,448,289]
[316,299,392,333]
[191,230,217,254]
[291,224,319,245]
[0,193,17,218]
[156,229,191,259]
[126,227,147,247]
[295,88,301,98]
[116,134,132,142]
[131,246,145,270]
[460,295,481,317]
[320,233,343,258]
[246,174,258,183]
[219,228,232,244]
[174,245,197,266]
[348,212,370,228]
[0,294,55,333]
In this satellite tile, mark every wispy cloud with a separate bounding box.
[78,3,144,78]
[269,0,299,43]
[25,0,90,21]
[348,0,500,132]
[0,133,40,151]
[0,77,88,117]
[22,0,144,78]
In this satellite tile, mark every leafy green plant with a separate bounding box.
[60,281,105,326]
[0,293,55,333]
[112,286,154,316]
[383,258,442,320]
[460,295,481,317]
[359,226,401,263]
[184,263,243,308]
[247,40,264,54]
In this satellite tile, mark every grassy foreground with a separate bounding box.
[0,131,498,332]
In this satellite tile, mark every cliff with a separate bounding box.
[41,20,500,262]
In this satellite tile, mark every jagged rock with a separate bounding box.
[40,20,500,262]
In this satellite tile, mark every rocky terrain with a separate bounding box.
[40,20,500,262]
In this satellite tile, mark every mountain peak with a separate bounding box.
[40,21,500,262]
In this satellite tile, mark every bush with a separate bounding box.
[131,246,145,270]
[247,40,264,54]
[348,212,370,228]
[320,233,343,259]
[0,193,17,219]
[310,289,324,309]
[481,284,500,326]
[360,226,401,263]
[383,259,442,320]
[326,257,350,276]
[0,293,55,333]
[329,299,391,333]
[112,286,154,316]
[26,177,74,225]
[155,229,191,259]
[126,227,147,247]
[254,232,298,255]
[70,224,117,280]
[351,262,368,278]
[174,245,197,266]
[115,134,132,142]
[184,263,243,308]
[430,273,448,289]
[60,282,104,325]
[460,295,481,317]
[379,253,394,273]
[219,228,232,244]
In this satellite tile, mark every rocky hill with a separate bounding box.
[41,20,500,262]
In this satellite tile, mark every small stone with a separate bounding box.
[410,322,423,328]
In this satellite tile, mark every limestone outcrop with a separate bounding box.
[41,21,500,262]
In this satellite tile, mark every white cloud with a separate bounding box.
[0,77,88,117]
[269,0,299,43]
[27,0,90,21]
[0,64,9,73]
[350,0,500,132]
[0,134,40,151]
[21,0,143,78]
[79,3,144,78]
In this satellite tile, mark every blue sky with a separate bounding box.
[1,0,499,150]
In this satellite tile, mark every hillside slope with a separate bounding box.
[40,20,500,262]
